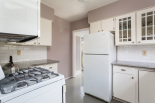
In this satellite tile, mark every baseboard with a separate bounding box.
[76,70,82,76]
[65,76,72,80]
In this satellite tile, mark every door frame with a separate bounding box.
[72,28,89,77]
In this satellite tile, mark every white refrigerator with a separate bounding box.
[83,31,116,103]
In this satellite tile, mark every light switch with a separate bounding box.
[17,50,21,55]
[142,50,147,56]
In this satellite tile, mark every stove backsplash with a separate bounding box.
[0,45,47,63]
[117,45,155,63]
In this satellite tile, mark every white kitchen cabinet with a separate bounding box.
[43,63,58,73]
[139,70,155,103]
[137,7,155,45]
[37,18,52,46]
[113,66,138,103]
[115,13,136,46]
[90,18,115,34]
[31,63,58,73]
[102,18,115,31]
[0,0,40,37]
[24,18,52,46]
[90,21,102,33]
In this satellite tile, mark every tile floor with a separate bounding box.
[66,73,122,103]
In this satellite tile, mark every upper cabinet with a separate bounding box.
[137,7,155,45]
[0,0,40,37]
[90,18,115,34]
[102,18,115,31]
[38,18,52,46]
[115,13,136,46]
[90,21,101,33]
[25,18,52,46]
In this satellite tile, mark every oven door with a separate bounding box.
[4,81,63,103]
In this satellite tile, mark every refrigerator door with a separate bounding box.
[83,55,112,102]
[84,31,110,54]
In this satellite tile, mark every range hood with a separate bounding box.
[0,0,40,43]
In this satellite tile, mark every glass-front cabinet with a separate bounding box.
[137,7,155,44]
[115,13,136,46]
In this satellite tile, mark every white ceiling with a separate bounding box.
[41,0,118,22]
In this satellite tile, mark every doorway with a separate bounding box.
[72,28,89,77]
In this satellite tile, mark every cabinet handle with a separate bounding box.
[121,69,126,71]
[138,41,140,43]
[132,42,134,43]
[34,42,36,44]
[102,30,103,31]
[132,77,134,79]
[38,43,40,44]
[49,67,53,69]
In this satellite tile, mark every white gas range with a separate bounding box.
[0,67,66,103]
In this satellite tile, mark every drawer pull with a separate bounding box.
[49,67,53,69]
[132,77,134,79]
[121,69,126,71]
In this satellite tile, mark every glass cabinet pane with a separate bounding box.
[147,12,153,16]
[142,13,145,17]
[147,16,153,36]
[142,17,145,37]
[123,21,127,30]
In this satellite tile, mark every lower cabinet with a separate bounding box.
[113,66,138,103]
[31,63,58,73]
[139,70,155,103]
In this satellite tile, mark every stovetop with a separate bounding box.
[0,67,59,94]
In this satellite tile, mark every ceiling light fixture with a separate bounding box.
[78,0,93,3]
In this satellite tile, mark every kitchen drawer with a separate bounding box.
[113,66,136,75]
[43,63,58,73]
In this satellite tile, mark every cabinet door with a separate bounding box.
[102,18,115,31]
[37,18,52,46]
[137,7,155,45]
[0,0,39,36]
[90,21,102,33]
[115,13,136,46]
[113,72,136,103]
[139,70,155,103]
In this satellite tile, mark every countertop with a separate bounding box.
[112,61,155,69]
[0,59,59,69]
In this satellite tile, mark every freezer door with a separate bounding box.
[84,32,110,54]
[83,55,112,102]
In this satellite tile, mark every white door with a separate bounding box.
[137,7,155,45]
[90,21,102,33]
[113,72,136,103]
[139,70,155,103]
[115,12,136,46]
[0,0,39,36]
[83,55,112,102]
[84,32,110,54]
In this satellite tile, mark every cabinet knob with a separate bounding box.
[138,41,140,43]
[34,42,36,44]
[132,42,134,43]
[121,69,126,71]
[132,77,134,79]
[102,30,103,31]
[38,43,40,44]
[49,67,53,69]
[98,30,100,32]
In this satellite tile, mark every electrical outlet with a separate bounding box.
[17,50,21,55]
[142,50,147,56]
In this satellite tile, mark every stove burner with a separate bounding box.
[17,82,28,88]
[42,75,50,80]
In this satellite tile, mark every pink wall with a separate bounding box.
[41,3,54,21]
[47,16,72,78]
[88,0,155,23]
[71,18,90,31]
